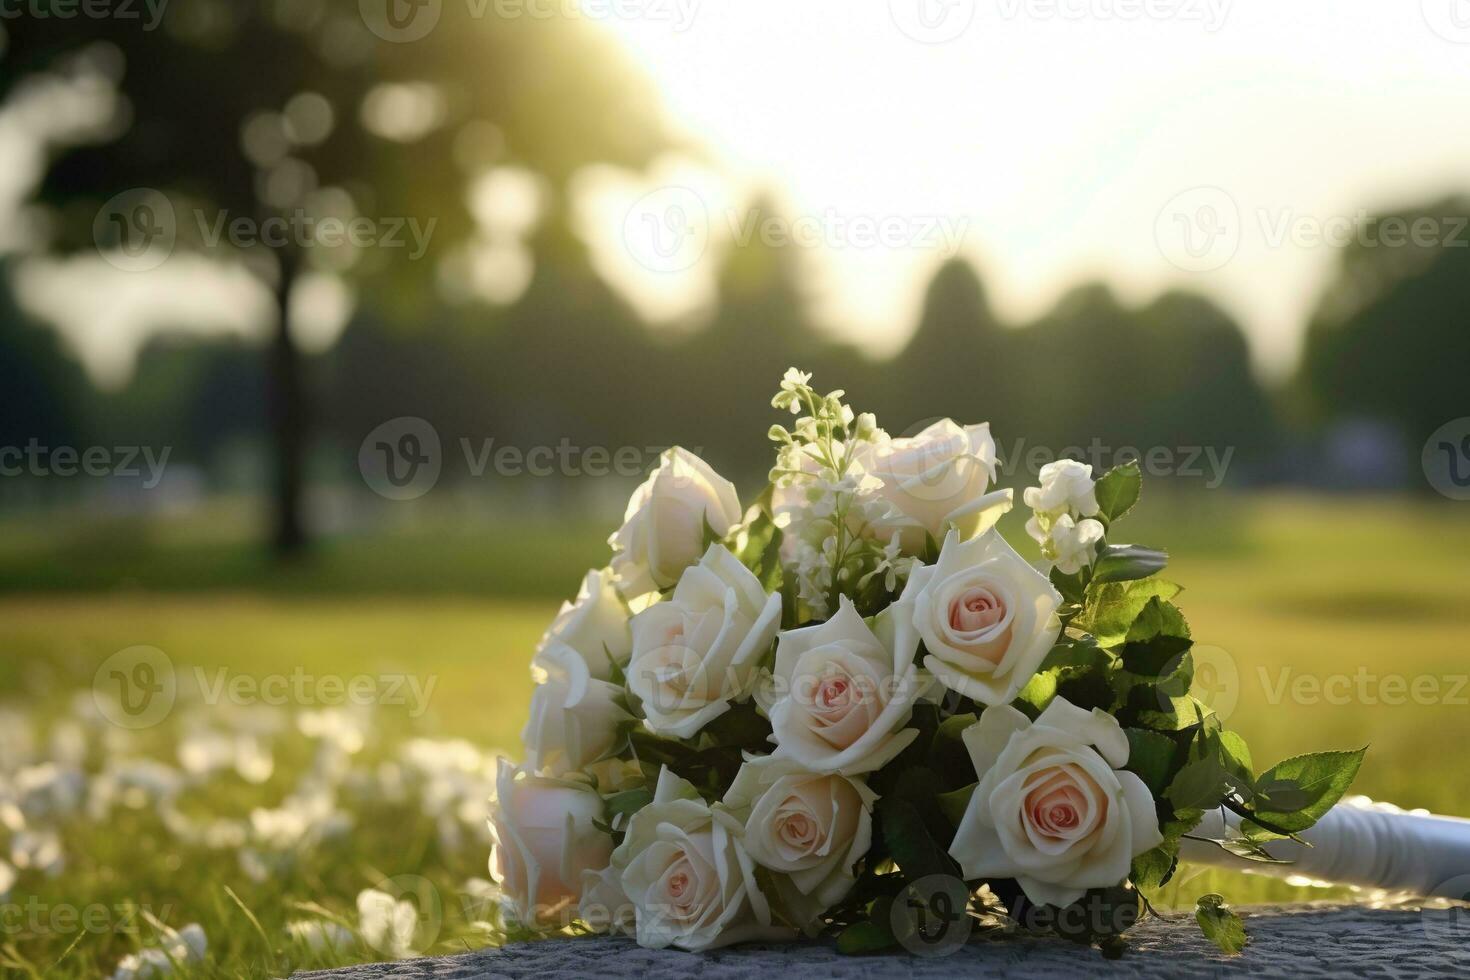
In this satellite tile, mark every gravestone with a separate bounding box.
[295,904,1467,979]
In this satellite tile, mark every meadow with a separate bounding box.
[0,494,1466,977]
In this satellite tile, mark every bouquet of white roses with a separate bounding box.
[487,370,1364,958]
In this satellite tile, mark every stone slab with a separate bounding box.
[293,905,1467,979]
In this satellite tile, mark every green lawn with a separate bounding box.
[0,495,1467,976]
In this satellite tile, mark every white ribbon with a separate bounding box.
[1180,795,1470,898]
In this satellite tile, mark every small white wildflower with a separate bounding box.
[357,888,420,958]
[286,919,354,954]
[1044,515,1105,575]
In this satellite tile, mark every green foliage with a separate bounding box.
[1242,750,1367,836]
[1075,579,1182,648]
[1093,462,1142,525]
[877,797,961,883]
[1194,894,1248,955]
[938,783,977,827]
[836,919,897,955]
[1123,728,1180,795]
[1091,544,1169,585]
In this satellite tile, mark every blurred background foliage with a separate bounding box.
[0,2,1463,579]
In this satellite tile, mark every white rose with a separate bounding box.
[723,756,874,930]
[611,767,790,951]
[537,568,631,681]
[1043,514,1104,575]
[859,419,1013,553]
[767,597,922,775]
[948,699,1163,908]
[626,545,781,739]
[578,865,636,936]
[1023,459,1099,521]
[488,760,615,927]
[609,447,743,599]
[522,645,630,774]
[893,528,1062,706]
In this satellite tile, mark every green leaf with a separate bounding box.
[1091,544,1168,585]
[1215,730,1254,783]
[1040,636,1109,672]
[1014,669,1058,715]
[1119,598,1193,676]
[836,920,897,955]
[1245,749,1366,834]
[698,700,773,752]
[879,797,960,882]
[1076,579,1181,648]
[1130,844,1178,891]
[1124,728,1179,795]
[1194,894,1247,955]
[1131,807,1203,890]
[922,531,942,565]
[938,783,976,827]
[604,787,653,825]
[1049,565,1087,606]
[1194,834,1292,865]
[1166,752,1234,810]
[1094,461,1142,524]
[734,508,784,594]
[930,713,977,779]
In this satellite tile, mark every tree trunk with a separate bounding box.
[269,248,308,559]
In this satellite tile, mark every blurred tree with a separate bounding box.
[1138,291,1275,473]
[887,258,1011,434]
[1013,283,1271,486]
[0,0,664,555]
[0,260,86,453]
[679,196,831,477]
[1299,197,1470,473]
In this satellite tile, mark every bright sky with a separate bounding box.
[584,0,1470,377]
[9,3,1470,384]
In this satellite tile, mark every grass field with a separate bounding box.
[0,494,1466,976]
